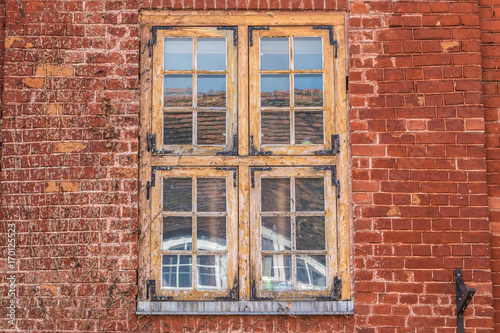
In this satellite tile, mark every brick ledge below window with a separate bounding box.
[136,300,354,315]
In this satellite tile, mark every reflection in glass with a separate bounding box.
[261,216,291,251]
[296,255,326,289]
[295,178,325,211]
[197,217,227,251]
[197,112,226,145]
[197,255,228,290]
[295,111,324,145]
[262,255,291,290]
[164,112,192,145]
[163,178,192,212]
[261,111,290,145]
[198,38,226,71]
[261,74,290,107]
[293,37,322,70]
[296,216,325,250]
[294,74,323,107]
[197,178,226,212]
[260,37,289,70]
[162,255,192,288]
[261,178,290,212]
[197,75,226,107]
[163,216,192,250]
[164,75,193,107]
[164,38,193,70]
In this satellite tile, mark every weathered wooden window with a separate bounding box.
[139,12,351,314]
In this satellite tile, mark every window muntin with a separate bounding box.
[249,27,335,156]
[150,168,238,300]
[250,167,337,300]
[152,28,238,155]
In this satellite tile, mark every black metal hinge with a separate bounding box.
[249,26,270,47]
[215,278,239,301]
[250,280,273,301]
[314,134,340,155]
[250,167,272,188]
[217,134,238,156]
[149,26,174,57]
[147,280,173,301]
[217,26,238,46]
[250,135,272,156]
[146,166,172,200]
[312,26,337,58]
[215,167,238,187]
[316,277,342,301]
[147,133,173,155]
[456,269,476,333]
[314,166,340,197]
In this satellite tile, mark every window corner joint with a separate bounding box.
[248,26,270,47]
[250,135,272,156]
[250,167,272,188]
[217,26,238,46]
[147,280,173,301]
[215,167,238,187]
[312,26,337,58]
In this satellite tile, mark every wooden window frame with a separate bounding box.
[138,11,352,315]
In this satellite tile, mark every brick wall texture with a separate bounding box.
[0,0,498,332]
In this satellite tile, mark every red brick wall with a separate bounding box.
[0,0,495,332]
[480,0,500,330]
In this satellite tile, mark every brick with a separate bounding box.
[52,142,87,153]
[35,64,74,77]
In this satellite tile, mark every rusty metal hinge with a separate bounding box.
[314,134,340,155]
[250,135,272,156]
[250,167,272,188]
[147,280,173,301]
[217,26,238,46]
[217,134,238,156]
[215,167,238,187]
[147,133,173,155]
[314,165,340,197]
[146,166,172,200]
[249,26,270,47]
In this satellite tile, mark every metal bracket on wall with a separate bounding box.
[250,167,272,188]
[147,133,173,155]
[456,269,476,333]
[146,166,172,200]
[149,26,174,57]
[312,26,337,58]
[248,26,270,47]
[217,135,238,156]
[250,135,272,156]
[314,134,340,155]
[147,280,173,301]
[217,26,238,46]
[314,166,340,197]
[215,167,238,187]
[316,277,342,301]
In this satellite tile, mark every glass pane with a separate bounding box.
[198,38,226,71]
[261,216,291,251]
[262,255,291,290]
[295,178,325,211]
[164,74,193,107]
[164,112,192,145]
[260,37,289,70]
[296,255,326,289]
[162,255,192,288]
[197,75,226,107]
[197,112,226,145]
[296,216,325,250]
[163,178,192,212]
[197,217,227,251]
[163,216,192,251]
[197,178,226,212]
[261,178,290,212]
[261,74,290,107]
[261,111,290,145]
[197,255,228,290]
[164,38,193,70]
[294,74,323,107]
[295,111,324,145]
[293,37,322,70]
